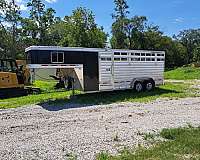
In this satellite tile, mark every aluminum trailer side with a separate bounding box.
[99,50,165,92]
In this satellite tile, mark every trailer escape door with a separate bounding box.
[99,52,114,91]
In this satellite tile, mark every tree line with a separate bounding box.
[0,0,200,68]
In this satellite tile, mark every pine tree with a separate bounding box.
[111,0,129,49]
[112,0,129,20]
[0,0,21,58]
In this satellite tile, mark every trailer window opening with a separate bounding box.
[146,58,151,61]
[51,52,64,63]
[114,58,120,61]
[146,53,151,56]
[157,58,164,61]
[135,53,140,56]
[157,53,164,57]
[114,52,120,55]
[101,58,106,61]
[121,58,128,61]
[121,52,128,55]
[131,58,140,61]
[141,58,145,61]
[141,53,145,56]
[101,57,112,61]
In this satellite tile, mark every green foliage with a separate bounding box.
[143,133,156,141]
[58,7,107,48]
[0,0,21,59]
[160,128,187,140]
[193,47,200,62]
[0,0,200,68]
[112,0,129,19]
[97,152,110,160]
[110,0,194,68]
[174,29,200,64]
[165,67,200,80]
[44,7,108,48]
[25,0,56,45]
[111,0,129,49]
[111,19,128,49]
[97,127,200,160]
[1,1,108,57]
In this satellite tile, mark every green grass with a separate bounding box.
[0,91,73,109]
[74,82,199,104]
[165,67,200,80]
[97,127,200,160]
[0,81,199,109]
[0,80,76,109]
[33,80,58,93]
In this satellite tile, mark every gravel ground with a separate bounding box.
[1,97,200,160]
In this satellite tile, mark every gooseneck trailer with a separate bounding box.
[26,46,165,92]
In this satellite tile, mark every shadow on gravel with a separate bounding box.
[40,87,179,111]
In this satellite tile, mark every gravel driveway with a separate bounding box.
[1,97,200,160]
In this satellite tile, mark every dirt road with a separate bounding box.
[1,97,200,160]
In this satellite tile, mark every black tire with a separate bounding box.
[134,81,144,92]
[145,80,155,91]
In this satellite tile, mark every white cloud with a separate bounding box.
[19,4,28,11]
[173,17,184,23]
[1,21,12,27]
[45,0,57,3]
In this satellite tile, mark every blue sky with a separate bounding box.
[18,0,200,37]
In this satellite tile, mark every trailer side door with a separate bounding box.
[99,52,114,91]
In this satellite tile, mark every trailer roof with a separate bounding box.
[25,46,165,54]
[25,46,106,52]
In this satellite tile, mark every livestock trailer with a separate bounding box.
[26,46,165,92]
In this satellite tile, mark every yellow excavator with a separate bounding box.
[0,59,34,98]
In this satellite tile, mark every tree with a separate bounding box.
[124,16,147,49]
[112,0,129,19]
[193,46,200,62]
[174,29,200,64]
[111,0,129,49]
[0,0,21,58]
[111,19,128,49]
[49,7,107,48]
[26,0,56,45]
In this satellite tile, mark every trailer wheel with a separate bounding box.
[134,82,144,92]
[145,80,155,91]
